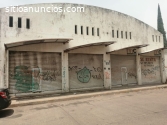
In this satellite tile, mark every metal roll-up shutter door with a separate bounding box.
[111,55,137,86]
[69,54,104,90]
[141,56,161,84]
[9,51,62,95]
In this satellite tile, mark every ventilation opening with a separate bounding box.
[121,31,123,38]
[81,26,83,35]
[125,31,127,39]
[75,25,77,34]
[86,27,89,35]
[18,17,22,28]
[92,27,94,36]
[112,30,114,38]
[9,16,13,27]
[152,35,154,42]
[130,32,131,39]
[97,28,99,36]
[26,19,30,29]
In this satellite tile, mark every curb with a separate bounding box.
[10,84,167,108]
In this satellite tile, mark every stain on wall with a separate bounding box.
[9,51,62,94]
[141,56,161,84]
[69,54,103,89]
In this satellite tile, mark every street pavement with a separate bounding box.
[0,88,167,125]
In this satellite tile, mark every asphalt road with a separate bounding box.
[0,88,167,125]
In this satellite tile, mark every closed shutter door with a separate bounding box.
[9,51,62,95]
[69,54,104,90]
[141,56,161,84]
[111,55,137,86]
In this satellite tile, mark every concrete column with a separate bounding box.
[136,49,142,85]
[0,45,6,88]
[0,64,4,88]
[5,50,9,88]
[103,53,112,89]
[160,49,166,83]
[0,58,2,88]
[62,52,69,92]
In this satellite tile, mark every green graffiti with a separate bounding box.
[77,67,91,83]
[14,66,39,93]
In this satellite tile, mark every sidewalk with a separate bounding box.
[10,84,167,108]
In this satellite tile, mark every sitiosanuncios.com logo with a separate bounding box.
[5,5,85,13]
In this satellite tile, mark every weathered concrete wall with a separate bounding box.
[0,3,163,50]
[164,49,167,78]
[0,3,165,89]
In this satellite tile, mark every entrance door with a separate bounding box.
[121,67,128,85]
[111,55,137,86]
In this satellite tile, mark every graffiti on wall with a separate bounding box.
[128,72,137,79]
[162,58,165,71]
[127,68,137,79]
[141,66,159,76]
[104,60,110,65]
[140,57,156,67]
[39,70,61,82]
[111,67,137,79]
[77,67,91,83]
[69,66,103,83]
[10,65,61,92]
[62,67,66,90]
[141,57,160,80]
[104,72,110,79]
[14,66,39,92]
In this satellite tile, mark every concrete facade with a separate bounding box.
[0,3,165,96]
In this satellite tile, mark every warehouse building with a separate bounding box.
[0,3,165,97]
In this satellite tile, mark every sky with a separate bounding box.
[0,0,167,33]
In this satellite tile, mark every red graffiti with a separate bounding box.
[105,72,110,79]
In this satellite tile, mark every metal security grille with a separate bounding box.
[111,55,137,86]
[69,54,104,90]
[141,56,161,84]
[9,51,62,95]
